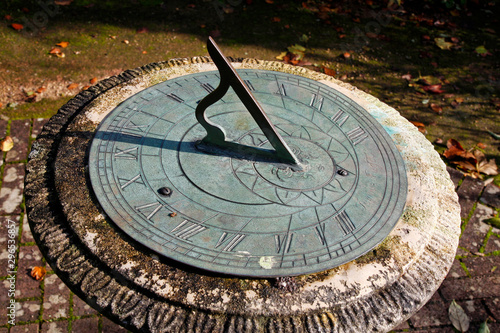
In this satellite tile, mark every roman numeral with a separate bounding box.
[334,210,356,236]
[114,146,138,160]
[310,93,324,110]
[166,93,184,103]
[346,126,368,145]
[118,174,144,190]
[275,233,294,254]
[244,80,255,91]
[135,202,164,222]
[331,109,349,127]
[215,232,246,252]
[201,83,215,93]
[314,224,327,245]
[171,220,207,240]
[275,84,286,96]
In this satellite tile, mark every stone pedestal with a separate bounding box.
[25,58,461,332]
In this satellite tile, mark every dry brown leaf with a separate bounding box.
[54,0,73,5]
[122,40,129,44]
[90,77,98,84]
[409,121,426,134]
[56,41,69,48]
[67,83,79,90]
[477,142,487,149]
[36,86,46,93]
[322,66,336,77]
[82,85,91,90]
[11,23,23,31]
[430,103,443,114]
[474,150,499,175]
[31,266,47,281]
[0,136,14,152]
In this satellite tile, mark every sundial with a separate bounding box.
[25,37,460,332]
[88,38,407,277]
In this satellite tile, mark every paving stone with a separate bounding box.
[102,317,129,332]
[10,323,40,332]
[0,215,19,276]
[0,163,25,215]
[5,119,30,162]
[42,274,70,320]
[480,182,500,208]
[0,119,7,137]
[0,327,7,333]
[457,176,485,219]
[459,203,496,253]
[409,297,451,328]
[40,320,68,333]
[0,280,10,325]
[440,275,500,301]
[72,317,99,332]
[484,298,500,321]
[456,299,490,323]
[21,213,35,244]
[72,294,97,317]
[446,166,463,188]
[485,233,500,253]
[31,118,49,140]
[16,245,44,299]
[15,300,40,322]
[446,259,467,278]
[462,255,500,277]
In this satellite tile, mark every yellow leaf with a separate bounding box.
[0,136,14,152]
[435,37,453,50]
[56,41,69,48]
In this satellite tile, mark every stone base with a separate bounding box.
[25,57,461,332]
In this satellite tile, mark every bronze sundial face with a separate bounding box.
[88,38,407,277]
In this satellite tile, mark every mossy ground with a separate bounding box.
[1,0,499,166]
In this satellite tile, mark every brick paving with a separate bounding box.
[0,118,499,332]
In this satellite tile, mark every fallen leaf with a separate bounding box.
[82,85,91,90]
[142,50,147,54]
[67,83,79,90]
[31,266,47,281]
[122,40,129,44]
[443,139,476,165]
[430,103,443,114]
[36,87,46,93]
[477,143,487,149]
[54,0,73,5]
[475,45,492,57]
[366,32,378,39]
[49,47,62,55]
[90,77,98,84]
[0,136,14,152]
[475,150,498,176]
[272,17,281,22]
[343,52,351,59]
[265,0,273,3]
[449,300,470,332]
[435,37,453,50]
[5,15,13,20]
[401,74,412,80]
[56,41,69,48]
[410,121,426,134]
[0,102,2,108]
[11,23,23,31]
[483,217,500,229]
[322,65,336,77]
[423,84,444,94]
[455,97,464,104]
[479,321,490,333]
[169,212,177,217]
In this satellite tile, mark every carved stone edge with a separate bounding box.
[25,57,460,333]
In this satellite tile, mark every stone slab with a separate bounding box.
[457,176,485,219]
[72,317,99,332]
[0,215,19,276]
[480,182,500,208]
[459,203,496,253]
[462,255,500,277]
[15,245,43,299]
[0,163,25,215]
[446,166,463,188]
[11,324,40,333]
[15,300,40,322]
[485,234,500,253]
[5,119,30,162]
[42,273,70,320]
[440,275,500,300]
[40,320,68,333]
[484,298,500,320]
[102,317,129,332]
[25,58,462,333]
[73,294,98,317]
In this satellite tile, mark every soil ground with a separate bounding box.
[0,1,499,167]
